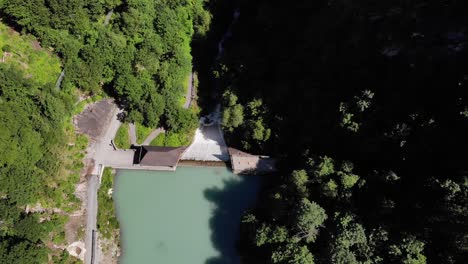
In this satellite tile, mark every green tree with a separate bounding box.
[2,44,11,52]
[255,224,289,246]
[315,156,335,177]
[222,103,244,130]
[294,198,327,243]
[289,170,309,196]
[271,244,315,264]
[389,237,427,264]
[329,214,372,264]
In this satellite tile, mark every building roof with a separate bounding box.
[138,146,187,167]
[228,148,276,174]
[228,147,256,157]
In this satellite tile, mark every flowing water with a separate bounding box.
[114,166,261,264]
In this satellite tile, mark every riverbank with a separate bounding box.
[96,168,121,264]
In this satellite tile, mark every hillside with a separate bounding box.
[219,1,468,263]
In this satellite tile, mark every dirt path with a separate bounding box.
[128,123,137,146]
[141,128,165,145]
[104,9,113,25]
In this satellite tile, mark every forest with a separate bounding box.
[0,0,467,263]
[218,0,468,263]
[0,0,213,262]
[1,0,211,131]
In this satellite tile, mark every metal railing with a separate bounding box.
[91,229,96,264]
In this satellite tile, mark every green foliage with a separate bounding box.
[0,0,208,129]
[165,107,198,133]
[329,214,371,264]
[150,131,192,147]
[271,244,315,264]
[0,240,48,264]
[222,103,244,130]
[97,168,120,240]
[222,90,244,130]
[52,250,81,264]
[223,1,468,263]
[289,170,309,196]
[308,158,362,200]
[0,64,66,204]
[150,133,166,146]
[221,91,271,150]
[0,0,212,262]
[0,22,61,86]
[322,179,338,198]
[389,237,427,264]
[0,37,82,261]
[339,172,360,189]
[315,156,335,177]
[2,44,11,52]
[294,198,327,243]
[255,224,288,246]
[338,90,374,133]
[246,118,271,142]
[114,123,131,149]
[136,122,153,145]
[164,132,183,147]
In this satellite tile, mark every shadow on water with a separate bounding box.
[203,175,262,264]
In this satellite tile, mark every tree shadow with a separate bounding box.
[203,175,262,264]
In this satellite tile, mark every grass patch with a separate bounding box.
[136,122,153,145]
[0,22,61,85]
[97,168,119,240]
[114,123,131,149]
[150,131,192,147]
[150,133,166,146]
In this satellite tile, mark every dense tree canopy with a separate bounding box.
[0,0,214,262]
[220,0,468,263]
[0,63,77,262]
[1,0,467,262]
[0,0,210,130]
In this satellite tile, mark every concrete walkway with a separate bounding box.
[128,123,137,146]
[142,128,165,146]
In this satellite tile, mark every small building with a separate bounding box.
[135,146,187,171]
[228,148,276,175]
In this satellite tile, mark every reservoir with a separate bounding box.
[114,166,262,264]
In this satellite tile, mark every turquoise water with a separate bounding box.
[114,166,261,264]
